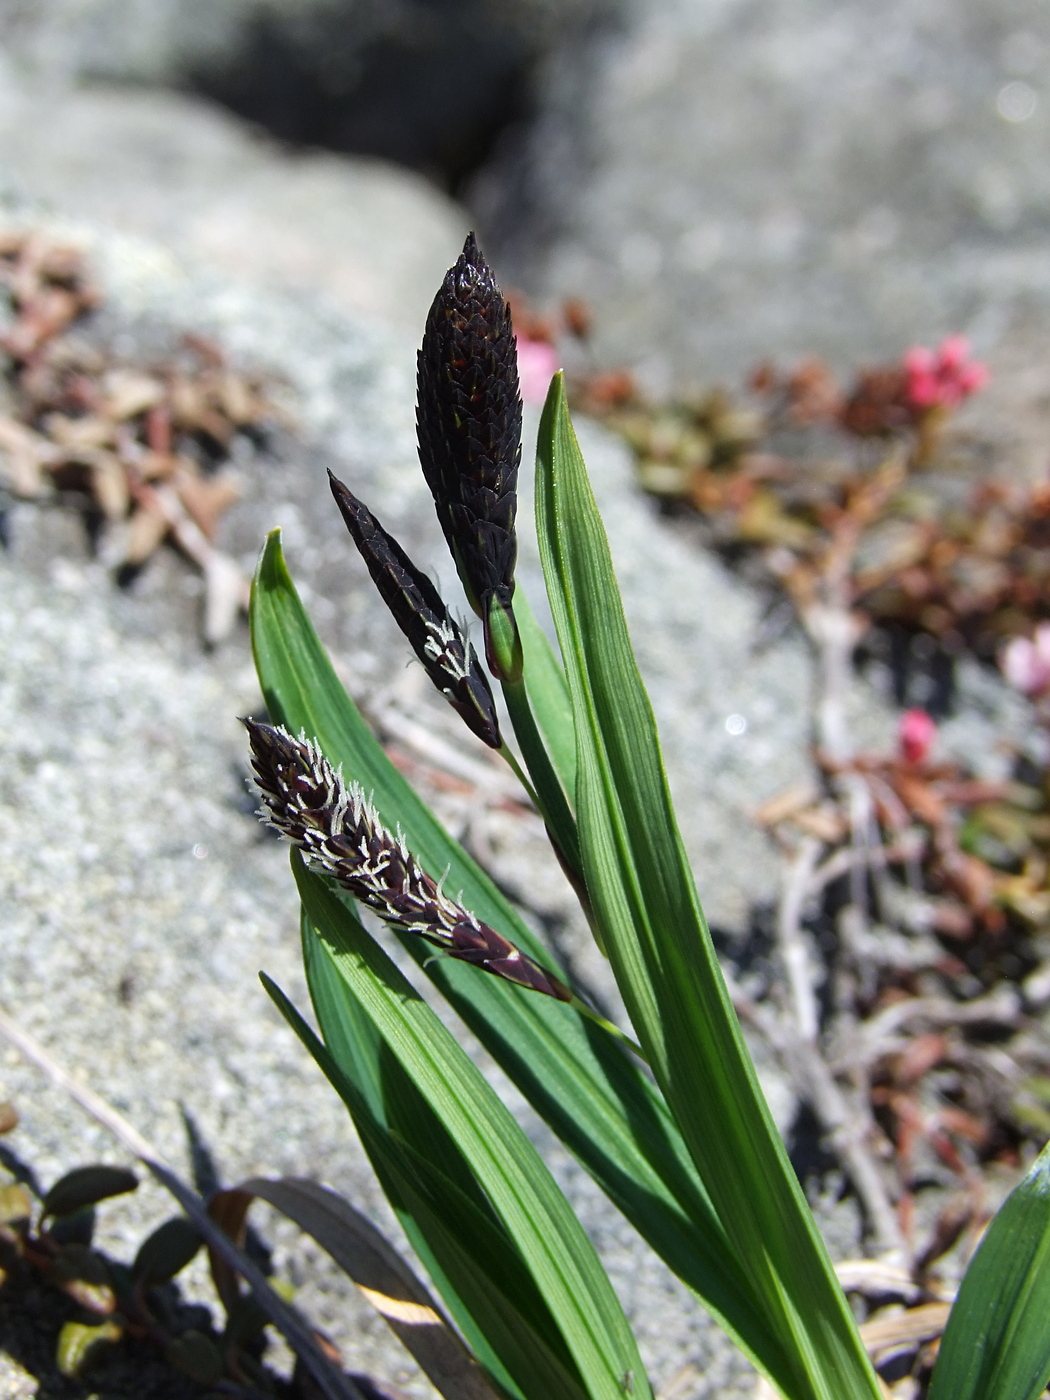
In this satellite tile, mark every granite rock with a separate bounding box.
[0,6,1044,1393]
[0,0,614,188]
[482,0,1050,475]
[0,0,596,89]
[0,72,469,346]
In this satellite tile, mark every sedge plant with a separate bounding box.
[246,235,1050,1400]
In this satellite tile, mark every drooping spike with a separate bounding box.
[244,720,571,1002]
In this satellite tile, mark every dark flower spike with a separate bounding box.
[416,232,522,678]
[328,471,501,749]
[245,720,572,1002]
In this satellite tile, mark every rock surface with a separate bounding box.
[483,0,1050,475]
[0,0,613,188]
[0,72,469,346]
[0,0,293,83]
[0,1357,31,1400]
[0,0,593,88]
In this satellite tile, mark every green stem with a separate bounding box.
[501,673,583,883]
[568,995,647,1063]
[501,671,609,952]
[497,742,541,810]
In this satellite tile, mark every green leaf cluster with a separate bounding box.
[249,373,1050,1400]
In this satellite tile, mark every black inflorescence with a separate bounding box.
[328,471,501,749]
[245,720,571,1002]
[416,232,521,622]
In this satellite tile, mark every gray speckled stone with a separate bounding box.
[0,0,598,88]
[0,72,469,347]
[0,1356,32,1400]
[482,0,1050,476]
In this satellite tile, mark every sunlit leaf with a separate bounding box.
[0,1183,31,1228]
[534,373,879,1400]
[249,530,791,1392]
[929,1140,1050,1400]
[56,1319,122,1377]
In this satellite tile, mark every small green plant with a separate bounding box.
[0,1093,463,1398]
[0,1121,227,1385]
[246,235,1050,1400]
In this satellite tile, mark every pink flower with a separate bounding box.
[903,346,936,375]
[1001,624,1050,697]
[937,334,969,369]
[903,336,988,413]
[907,370,940,408]
[516,335,560,405]
[957,360,990,394]
[899,708,937,765]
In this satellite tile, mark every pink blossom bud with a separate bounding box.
[516,335,560,405]
[904,345,935,375]
[907,370,940,407]
[958,361,990,394]
[902,336,989,412]
[1001,626,1050,696]
[937,334,970,369]
[899,708,937,765]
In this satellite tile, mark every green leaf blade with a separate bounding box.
[248,529,792,1392]
[534,374,880,1400]
[300,902,551,1398]
[410,944,793,1377]
[292,856,651,1400]
[514,586,577,797]
[269,957,574,1400]
[929,1142,1050,1400]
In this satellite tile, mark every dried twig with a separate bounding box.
[797,544,904,1247]
[859,1301,951,1360]
[754,514,910,1257]
[370,702,525,804]
[776,835,824,1043]
[836,987,1023,1073]
[0,231,271,645]
[132,479,248,645]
